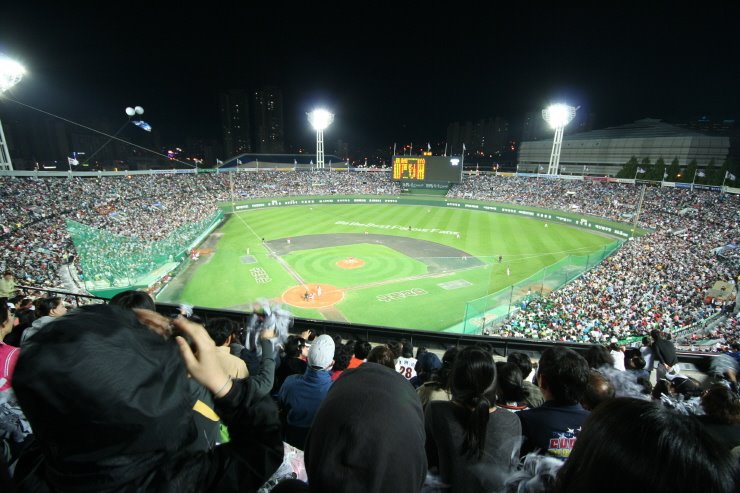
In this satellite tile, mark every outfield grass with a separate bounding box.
[163,203,616,331]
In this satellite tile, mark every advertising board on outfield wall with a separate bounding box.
[225,196,636,239]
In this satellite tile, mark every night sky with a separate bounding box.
[1,3,739,153]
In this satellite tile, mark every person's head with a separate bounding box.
[537,347,590,404]
[581,370,616,411]
[438,346,460,389]
[13,305,197,466]
[0,297,14,336]
[204,317,237,347]
[650,329,662,341]
[304,363,427,492]
[626,353,646,371]
[701,384,740,425]
[367,346,396,370]
[387,341,402,360]
[415,351,442,384]
[584,345,614,369]
[109,290,156,311]
[652,379,675,400]
[451,346,497,459]
[308,334,335,371]
[642,336,651,347]
[284,335,307,358]
[353,340,372,360]
[554,398,737,493]
[34,296,67,318]
[332,343,352,372]
[507,352,534,381]
[3,271,12,280]
[401,339,414,358]
[496,362,526,404]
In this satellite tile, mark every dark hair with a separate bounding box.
[353,340,372,360]
[415,346,427,359]
[450,346,496,459]
[438,346,460,390]
[109,290,156,311]
[652,379,674,400]
[367,346,396,370]
[507,352,533,380]
[702,384,740,424]
[387,341,402,359]
[650,329,662,341]
[34,297,63,318]
[0,297,10,325]
[204,318,236,346]
[538,347,590,404]
[581,370,615,411]
[284,336,307,358]
[332,343,352,372]
[554,398,737,493]
[496,362,526,404]
[584,345,614,369]
[401,339,414,358]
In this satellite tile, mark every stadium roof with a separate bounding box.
[564,118,708,141]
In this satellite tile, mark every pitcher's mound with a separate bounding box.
[337,257,365,269]
[283,283,343,308]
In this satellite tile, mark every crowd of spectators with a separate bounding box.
[0,171,738,346]
[2,303,738,492]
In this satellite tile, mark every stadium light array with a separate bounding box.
[307,109,334,170]
[0,54,25,171]
[542,103,577,175]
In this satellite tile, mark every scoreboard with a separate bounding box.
[391,155,463,184]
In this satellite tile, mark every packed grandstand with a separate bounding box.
[0,170,738,350]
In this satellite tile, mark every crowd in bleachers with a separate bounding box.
[2,299,738,492]
[0,171,738,347]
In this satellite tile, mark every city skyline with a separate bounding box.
[1,4,739,160]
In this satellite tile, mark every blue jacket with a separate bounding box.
[278,367,333,429]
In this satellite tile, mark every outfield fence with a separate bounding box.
[66,210,224,296]
[460,240,623,335]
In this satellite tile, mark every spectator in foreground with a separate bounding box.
[347,340,371,369]
[20,297,67,347]
[0,299,19,391]
[651,329,678,380]
[698,384,740,451]
[274,363,427,493]
[108,289,156,311]
[518,347,591,458]
[425,346,521,492]
[205,318,249,380]
[507,352,545,408]
[552,398,737,493]
[417,346,458,408]
[278,334,335,449]
[330,343,351,381]
[11,304,283,492]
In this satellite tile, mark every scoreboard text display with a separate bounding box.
[392,155,463,183]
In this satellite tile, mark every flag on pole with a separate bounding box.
[216,159,224,166]
[696,170,705,177]
[294,158,298,165]
[236,158,242,165]
[726,171,736,181]
[427,142,431,152]
[67,157,79,166]
[462,143,466,152]
[663,170,668,179]
[637,167,646,174]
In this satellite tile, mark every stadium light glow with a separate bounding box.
[0,54,25,171]
[542,103,577,175]
[307,109,334,169]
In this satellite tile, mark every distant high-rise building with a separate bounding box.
[252,86,284,153]
[447,117,510,156]
[220,90,252,158]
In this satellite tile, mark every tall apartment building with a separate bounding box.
[220,90,252,157]
[252,86,285,154]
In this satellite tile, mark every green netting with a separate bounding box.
[462,240,623,334]
[66,210,223,292]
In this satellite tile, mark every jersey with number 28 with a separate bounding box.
[396,357,417,380]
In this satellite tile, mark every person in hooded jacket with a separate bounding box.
[11,304,283,492]
[19,297,67,346]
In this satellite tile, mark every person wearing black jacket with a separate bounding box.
[10,304,283,492]
[650,329,678,380]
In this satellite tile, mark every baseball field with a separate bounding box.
[157,201,619,332]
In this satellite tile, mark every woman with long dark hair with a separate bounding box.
[424,346,521,492]
[20,297,67,346]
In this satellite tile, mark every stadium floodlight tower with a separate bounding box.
[307,109,334,170]
[542,103,577,176]
[0,54,26,171]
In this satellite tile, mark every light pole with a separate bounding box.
[307,109,333,170]
[0,54,26,171]
[542,103,577,176]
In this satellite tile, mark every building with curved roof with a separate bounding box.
[518,118,729,176]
